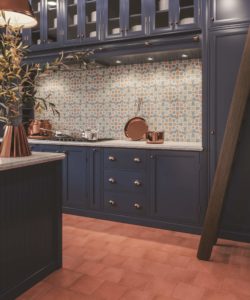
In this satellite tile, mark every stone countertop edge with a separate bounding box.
[28,139,203,151]
[0,152,65,172]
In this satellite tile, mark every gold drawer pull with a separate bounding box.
[134,180,142,186]
[134,203,142,209]
[108,156,116,161]
[109,200,116,206]
[133,157,141,163]
[108,177,116,184]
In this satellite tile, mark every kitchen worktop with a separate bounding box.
[28,139,203,151]
[0,152,65,171]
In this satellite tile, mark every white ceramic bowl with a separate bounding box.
[159,0,169,11]
[112,27,120,34]
[131,24,142,32]
[89,31,97,38]
[180,17,194,25]
[91,11,97,22]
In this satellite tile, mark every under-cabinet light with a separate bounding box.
[181,54,188,58]
[147,57,154,61]
[116,60,122,64]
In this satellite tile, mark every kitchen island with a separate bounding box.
[0,152,65,300]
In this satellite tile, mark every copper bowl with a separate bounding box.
[146,131,165,144]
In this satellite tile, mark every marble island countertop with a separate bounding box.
[0,152,65,171]
[28,139,203,151]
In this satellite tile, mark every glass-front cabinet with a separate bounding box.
[149,0,199,34]
[64,0,101,44]
[104,0,145,40]
[25,0,62,49]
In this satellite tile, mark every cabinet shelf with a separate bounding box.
[67,4,77,8]
[156,9,169,14]
[180,5,194,10]
[129,13,142,18]
[108,17,120,22]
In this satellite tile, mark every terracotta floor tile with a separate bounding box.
[35,287,93,300]
[18,215,250,300]
[96,266,125,283]
[44,269,83,288]
[172,282,206,300]
[16,281,53,300]
[76,261,106,276]
[93,281,128,300]
[120,289,156,300]
[70,274,104,295]
[119,270,154,289]
[222,278,250,297]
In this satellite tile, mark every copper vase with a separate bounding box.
[0,123,31,157]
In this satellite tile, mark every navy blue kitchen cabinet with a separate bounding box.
[209,0,250,28]
[24,0,201,52]
[60,146,89,211]
[208,25,250,242]
[103,148,149,217]
[149,151,201,227]
[24,0,63,50]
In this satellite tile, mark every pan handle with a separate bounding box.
[136,98,143,116]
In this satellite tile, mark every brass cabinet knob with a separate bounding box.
[134,180,142,186]
[134,203,142,209]
[133,157,141,163]
[109,200,116,206]
[108,177,116,184]
[108,155,116,161]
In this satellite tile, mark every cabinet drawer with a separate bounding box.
[104,148,147,170]
[104,192,146,216]
[104,170,146,193]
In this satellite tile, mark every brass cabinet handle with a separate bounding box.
[108,177,116,184]
[108,155,116,161]
[133,157,141,163]
[109,200,116,206]
[134,203,142,209]
[134,180,142,186]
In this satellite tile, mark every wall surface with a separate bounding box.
[37,59,202,142]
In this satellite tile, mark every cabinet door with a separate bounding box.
[209,27,248,181]
[82,0,102,42]
[28,0,44,49]
[89,148,103,210]
[63,147,88,210]
[150,152,201,225]
[174,0,200,31]
[210,0,250,27]
[103,0,124,40]
[148,0,175,35]
[63,0,82,44]
[123,0,147,37]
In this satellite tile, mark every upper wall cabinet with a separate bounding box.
[149,0,200,35]
[210,0,250,27]
[24,0,201,52]
[25,0,62,50]
[63,0,102,45]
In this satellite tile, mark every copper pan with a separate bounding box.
[124,98,148,141]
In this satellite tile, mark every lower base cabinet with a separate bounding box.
[31,144,202,232]
[149,151,201,226]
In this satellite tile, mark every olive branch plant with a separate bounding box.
[0,12,63,126]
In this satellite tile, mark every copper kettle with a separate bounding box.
[28,120,52,137]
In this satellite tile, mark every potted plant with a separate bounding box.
[0,19,62,157]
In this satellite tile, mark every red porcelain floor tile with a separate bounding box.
[16,281,53,300]
[100,253,127,267]
[172,282,206,300]
[201,289,250,300]
[35,286,94,300]
[96,266,125,283]
[120,289,156,300]
[93,281,128,300]
[76,261,106,276]
[222,278,250,297]
[69,274,104,295]
[119,270,154,289]
[43,269,83,289]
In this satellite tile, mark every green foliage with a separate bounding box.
[0,18,62,124]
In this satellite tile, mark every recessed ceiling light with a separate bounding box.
[116,60,122,64]
[147,57,154,61]
[181,54,188,58]
[48,1,57,6]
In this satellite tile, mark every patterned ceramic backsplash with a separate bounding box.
[37,59,202,142]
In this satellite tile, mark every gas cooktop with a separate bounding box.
[50,137,113,143]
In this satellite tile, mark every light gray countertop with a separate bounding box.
[28,139,203,151]
[0,152,65,171]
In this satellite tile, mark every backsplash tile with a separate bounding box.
[37,59,202,142]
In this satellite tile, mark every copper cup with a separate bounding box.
[146,131,164,144]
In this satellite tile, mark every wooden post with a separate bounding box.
[197,26,250,261]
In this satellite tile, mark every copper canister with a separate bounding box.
[146,131,165,144]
